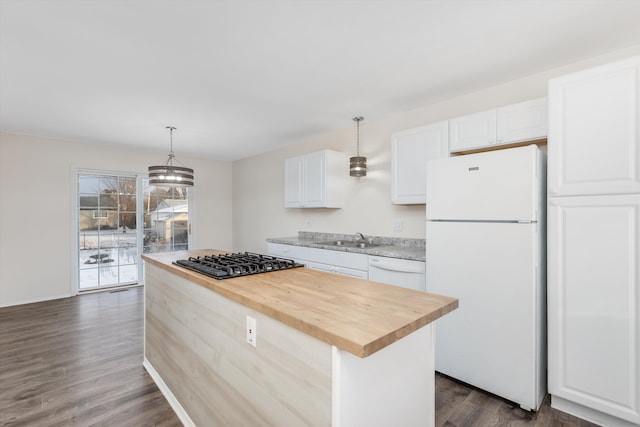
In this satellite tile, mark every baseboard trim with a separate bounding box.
[551,395,640,427]
[0,293,72,308]
[143,358,196,427]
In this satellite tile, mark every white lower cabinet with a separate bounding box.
[267,244,368,279]
[267,242,309,264]
[548,194,640,426]
[306,262,368,279]
[306,248,368,279]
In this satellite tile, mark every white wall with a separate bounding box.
[0,132,232,306]
[3,45,640,306]
[232,45,640,254]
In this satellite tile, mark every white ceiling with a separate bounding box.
[2,0,640,161]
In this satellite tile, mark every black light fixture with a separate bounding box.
[148,126,194,187]
[349,116,366,177]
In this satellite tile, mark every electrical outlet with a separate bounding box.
[246,316,256,347]
[393,220,403,231]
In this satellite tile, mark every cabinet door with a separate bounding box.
[548,56,640,197]
[548,194,640,424]
[284,150,345,208]
[284,156,304,207]
[303,151,326,207]
[496,98,547,144]
[391,121,449,204]
[449,109,496,152]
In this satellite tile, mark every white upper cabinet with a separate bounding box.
[284,155,304,207]
[548,56,640,197]
[284,149,346,208]
[449,98,548,153]
[391,121,449,204]
[449,110,496,152]
[497,98,548,143]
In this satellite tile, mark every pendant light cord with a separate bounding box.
[353,116,363,156]
[167,126,176,162]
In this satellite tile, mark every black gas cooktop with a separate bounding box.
[173,252,304,280]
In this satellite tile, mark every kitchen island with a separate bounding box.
[142,250,458,427]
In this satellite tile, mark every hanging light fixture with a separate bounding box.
[350,116,366,177]
[148,126,194,187]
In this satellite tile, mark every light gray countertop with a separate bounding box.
[267,232,426,262]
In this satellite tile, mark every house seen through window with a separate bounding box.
[77,172,190,291]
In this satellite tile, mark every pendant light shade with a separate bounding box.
[349,116,366,177]
[148,126,194,187]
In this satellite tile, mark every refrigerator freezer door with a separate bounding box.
[426,220,545,410]
[426,145,542,221]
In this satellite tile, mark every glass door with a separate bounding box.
[78,173,139,290]
[77,172,191,292]
[142,182,190,254]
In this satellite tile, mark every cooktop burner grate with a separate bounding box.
[173,252,304,280]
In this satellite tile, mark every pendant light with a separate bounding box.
[349,116,366,177]
[148,126,194,187]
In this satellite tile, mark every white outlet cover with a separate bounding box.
[246,315,257,347]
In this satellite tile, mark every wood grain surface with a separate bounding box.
[145,264,332,426]
[0,286,596,427]
[0,286,181,427]
[142,249,458,358]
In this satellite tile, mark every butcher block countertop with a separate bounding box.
[142,249,458,358]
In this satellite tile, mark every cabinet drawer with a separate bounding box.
[307,248,369,270]
[306,262,368,279]
[267,243,309,262]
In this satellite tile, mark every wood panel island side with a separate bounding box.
[142,250,458,427]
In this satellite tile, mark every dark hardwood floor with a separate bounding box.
[0,286,181,427]
[1,286,596,427]
[434,374,597,427]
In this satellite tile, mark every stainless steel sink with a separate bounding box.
[315,240,380,248]
[315,240,349,246]
[350,242,380,249]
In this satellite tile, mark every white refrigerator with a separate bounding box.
[425,144,546,411]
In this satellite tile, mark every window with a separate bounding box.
[142,181,190,254]
[76,172,192,292]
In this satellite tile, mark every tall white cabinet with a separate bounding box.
[548,55,640,427]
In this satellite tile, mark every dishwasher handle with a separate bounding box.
[369,257,424,274]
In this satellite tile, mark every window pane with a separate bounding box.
[140,179,189,253]
[79,211,99,232]
[119,212,137,231]
[78,176,101,194]
[98,176,119,193]
[78,172,141,290]
[118,194,136,211]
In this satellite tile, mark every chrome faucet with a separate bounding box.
[355,232,365,241]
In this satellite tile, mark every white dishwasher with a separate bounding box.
[368,256,426,292]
